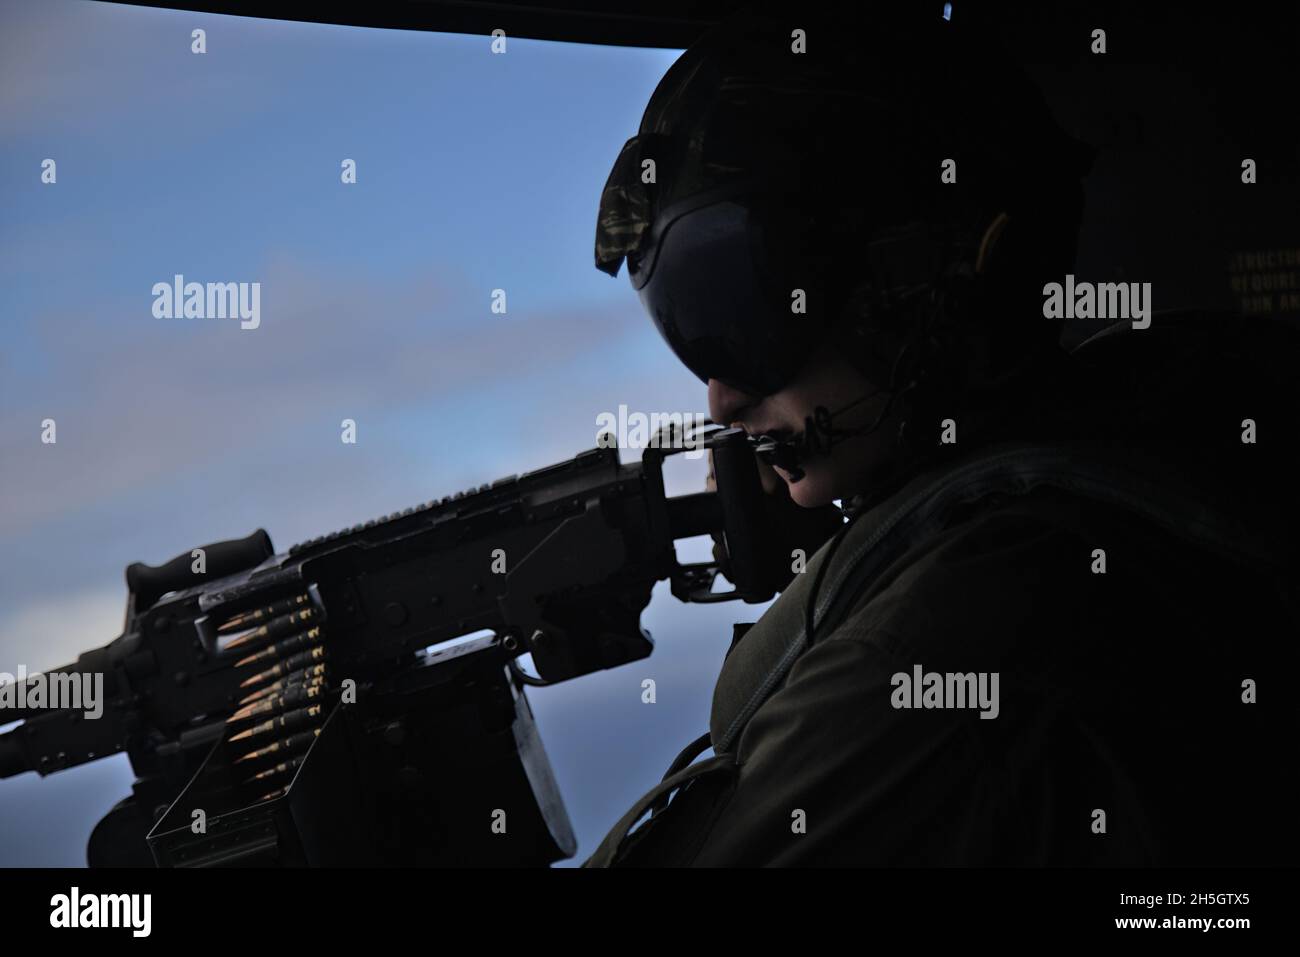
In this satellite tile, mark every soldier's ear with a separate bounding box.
[975,211,1011,274]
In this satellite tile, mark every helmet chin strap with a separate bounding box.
[749,220,996,484]
[749,385,902,482]
[748,308,927,483]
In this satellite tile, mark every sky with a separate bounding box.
[0,0,769,866]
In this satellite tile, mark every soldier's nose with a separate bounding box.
[707,378,758,429]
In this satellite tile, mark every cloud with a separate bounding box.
[0,250,656,539]
[0,585,122,677]
[0,0,329,140]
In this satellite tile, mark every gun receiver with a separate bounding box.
[0,428,783,865]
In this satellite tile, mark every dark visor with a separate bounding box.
[638,195,825,396]
[595,136,835,397]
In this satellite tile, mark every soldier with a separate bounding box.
[585,10,1299,865]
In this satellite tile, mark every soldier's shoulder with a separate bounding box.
[826,483,1149,662]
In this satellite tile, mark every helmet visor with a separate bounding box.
[630,190,831,397]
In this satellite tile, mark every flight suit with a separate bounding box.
[584,435,1298,866]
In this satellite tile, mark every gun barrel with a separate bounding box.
[0,728,27,778]
[0,664,81,723]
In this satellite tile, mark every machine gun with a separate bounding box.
[0,427,828,867]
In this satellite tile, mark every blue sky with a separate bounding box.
[0,0,766,866]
